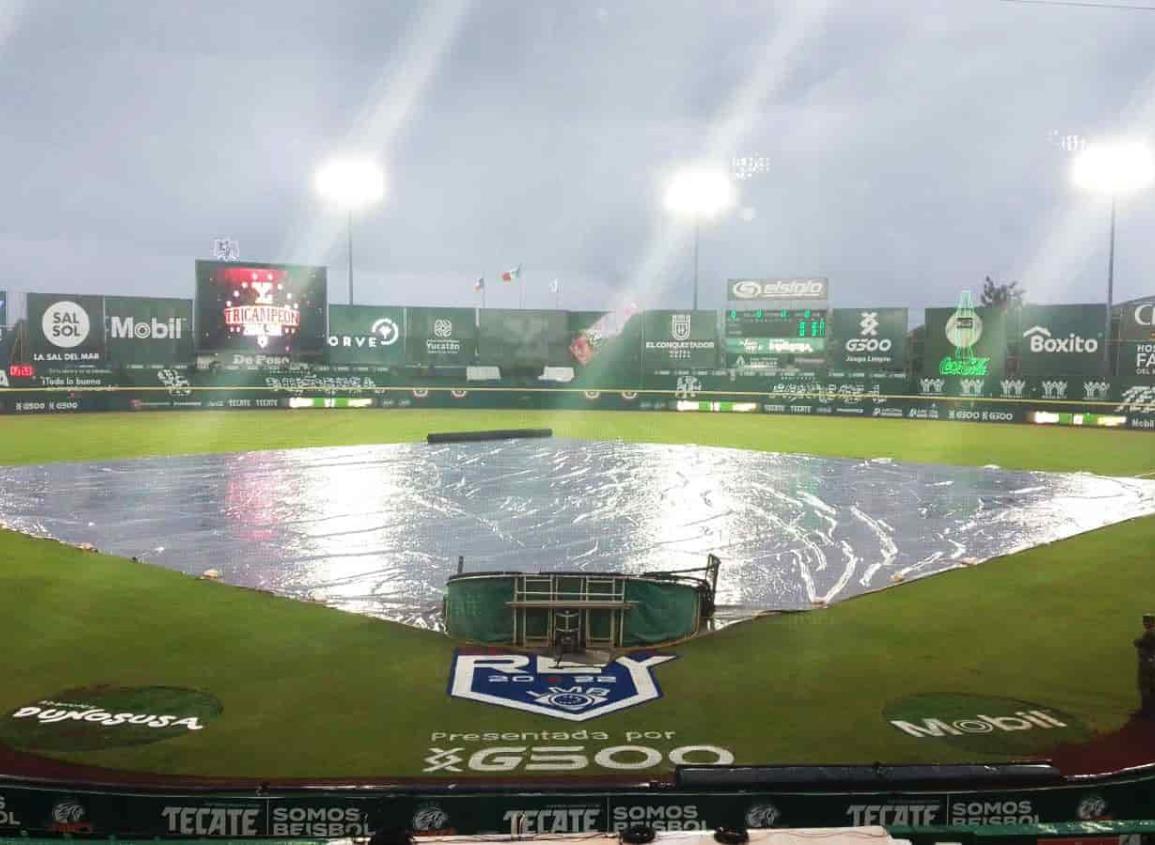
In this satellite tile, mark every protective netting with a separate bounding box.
[0,439,1152,630]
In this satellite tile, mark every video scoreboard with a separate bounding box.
[725,308,826,339]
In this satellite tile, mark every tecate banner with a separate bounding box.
[1016,304,1106,377]
[27,293,106,364]
[831,308,907,371]
[1119,300,1155,342]
[104,296,194,367]
[727,278,828,302]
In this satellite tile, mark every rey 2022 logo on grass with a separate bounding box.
[448,651,675,721]
[0,686,221,751]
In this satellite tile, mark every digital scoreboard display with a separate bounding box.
[725,308,826,366]
[196,260,327,357]
[725,309,826,339]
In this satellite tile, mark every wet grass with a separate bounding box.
[0,410,1152,779]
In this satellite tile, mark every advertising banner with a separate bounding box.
[326,305,406,366]
[27,293,105,364]
[195,260,327,357]
[1015,304,1106,377]
[642,310,719,370]
[727,278,828,302]
[477,309,569,367]
[405,307,477,366]
[1,778,1153,838]
[831,308,907,371]
[104,296,193,368]
[1119,342,1155,380]
[922,305,1007,378]
[1119,299,1155,342]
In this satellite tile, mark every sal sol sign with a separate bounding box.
[28,293,105,363]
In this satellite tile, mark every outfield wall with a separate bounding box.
[1,364,1153,431]
[1,767,1155,838]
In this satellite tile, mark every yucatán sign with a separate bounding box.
[105,297,193,367]
[405,307,477,366]
[327,305,405,366]
[1016,304,1106,377]
[642,310,718,370]
[830,308,907,371]
[28,293,105,364]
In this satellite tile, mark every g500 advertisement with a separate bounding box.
[830,308,907,371]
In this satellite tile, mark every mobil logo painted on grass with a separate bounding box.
[448,650,675,721]
[884,693,1090,754]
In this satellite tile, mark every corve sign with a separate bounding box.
[728,278,828,302]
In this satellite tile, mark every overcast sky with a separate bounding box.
[1,0,1153,318]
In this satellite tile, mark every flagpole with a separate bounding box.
[519,266,525,309]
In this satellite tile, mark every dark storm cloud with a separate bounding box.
[0,0,1152,316]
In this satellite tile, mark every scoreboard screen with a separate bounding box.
[725,309,826,339]
[196,260,327,358]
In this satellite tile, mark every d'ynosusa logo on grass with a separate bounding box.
[449,651,676,721]
[0,685,222,751]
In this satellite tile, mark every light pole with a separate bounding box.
[314,158,386,305]
[1071,140,1154,372]
[664,165,736,311]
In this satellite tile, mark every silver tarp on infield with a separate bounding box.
[1,440,1153,629]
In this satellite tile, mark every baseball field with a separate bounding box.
[1,410,1153,783]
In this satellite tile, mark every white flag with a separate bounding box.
[549,278,560,294]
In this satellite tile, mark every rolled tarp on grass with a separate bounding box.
[426,428,552,444]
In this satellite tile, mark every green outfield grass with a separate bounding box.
[1,409,1154,475]
[0,409,1153,781]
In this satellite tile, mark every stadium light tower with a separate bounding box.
[314,158,386,305]
[1071,139,1155,368]
[664,165,736,310]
